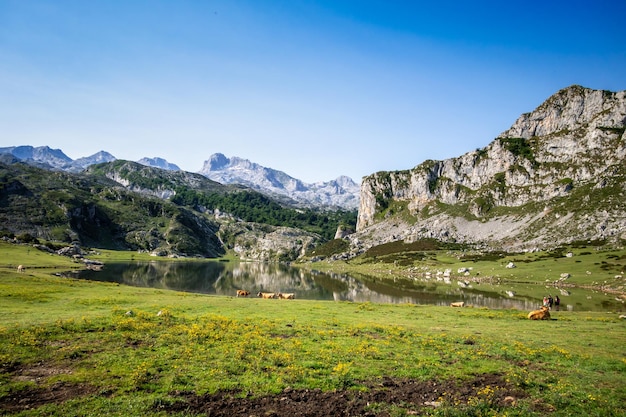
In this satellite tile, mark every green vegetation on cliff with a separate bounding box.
[171,186,356,240]
[499,137,537,166]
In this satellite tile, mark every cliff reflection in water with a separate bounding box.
[75,260,549,310]
[72,262,537,309]
[78,261,332,298]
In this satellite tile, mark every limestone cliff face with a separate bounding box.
[356,86,626,249]
[222,223,320,262]
[502,85,626,139]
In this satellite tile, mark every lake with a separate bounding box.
[71,260,626,312]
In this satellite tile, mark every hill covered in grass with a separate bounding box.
[0,160,356,259]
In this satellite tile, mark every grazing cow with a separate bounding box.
[236,290,250,297]
[257,292,277,299]
[528,306,551,320]
[17,265,24,273]
[278,293,295,299]
[450,301,464,307]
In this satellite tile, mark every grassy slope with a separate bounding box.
[0,242,625,416]
[302,242,626,299]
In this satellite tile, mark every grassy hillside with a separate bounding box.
[0,243,625,416]
[0,162,225,256]
[303,238,626,311]
[1,161,357,258]
[88,160,357,240]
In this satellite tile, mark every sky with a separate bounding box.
[1,0,625,183]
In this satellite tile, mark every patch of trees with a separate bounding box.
[171,187,357,241]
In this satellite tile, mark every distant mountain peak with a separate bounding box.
[138,157,181,171]
[71,151,117,171]
[199,153,359,209]
[91,150,115,159]
[0,145,72,169]
[206,153,230,170]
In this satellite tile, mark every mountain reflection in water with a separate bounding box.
[71,261,624,312]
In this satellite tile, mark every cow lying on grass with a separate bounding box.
[450,302,464,307]
[278,293,295,299]
[528,306,551,320]
[236,290,250,297]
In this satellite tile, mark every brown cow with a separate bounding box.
[528,306,551,320]
[236,290,250,297]
[278,293,295,299]
[258,292,277,299]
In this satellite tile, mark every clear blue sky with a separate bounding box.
[1,0,624,183]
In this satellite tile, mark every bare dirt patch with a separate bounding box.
[0,361,98,414]
[155,373,527,416]
[0,381,98,413]
[12,362,73,383]
[0,369,527,415]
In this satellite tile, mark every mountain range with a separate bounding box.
[0,146,359,209]
[0,146,117,173]
[199,153,359,209]
[1,85,624,260]
[0,157,355,259]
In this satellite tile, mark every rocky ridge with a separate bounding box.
[0,146,117,172]
[0,145,73,170]
[0,147,358,210]
[354,85,626,252]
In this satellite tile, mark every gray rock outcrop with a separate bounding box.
[356,85,626,251]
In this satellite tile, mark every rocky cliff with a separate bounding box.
[356,85,626,251]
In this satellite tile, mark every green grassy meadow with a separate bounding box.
[1,242,625,416]
[303,242,626,304]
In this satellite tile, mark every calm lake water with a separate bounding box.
[72,261,625,312]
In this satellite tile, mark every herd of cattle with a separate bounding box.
[241,290,551,319]
[236,290,295,299]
